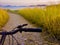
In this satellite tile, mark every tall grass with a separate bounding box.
[18,4,60,43]
[0,8,9,30]
[18,8,46,27]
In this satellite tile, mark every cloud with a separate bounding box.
[0,0,60,6]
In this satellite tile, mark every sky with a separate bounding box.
[0,0,60,6]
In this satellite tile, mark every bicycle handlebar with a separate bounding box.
[0,24,42,35]
[0,24,42,45]
[0,28,42,35]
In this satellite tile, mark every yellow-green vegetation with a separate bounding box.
[0,8,9,30]
[18,4,60,43]
[18,8,46,27]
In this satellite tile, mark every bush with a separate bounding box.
[18,4,60,43]
[0,8,9,30]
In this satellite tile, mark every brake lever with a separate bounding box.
[12,24,28,32]
[17,24,28,28]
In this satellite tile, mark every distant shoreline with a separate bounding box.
[0,6,46,10]
[0,6,27,10]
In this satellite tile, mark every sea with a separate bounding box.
[0,6,27,10]
[0,6,46,10]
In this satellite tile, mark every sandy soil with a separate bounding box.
[1,12,43,45]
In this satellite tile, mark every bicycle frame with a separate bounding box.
[0,24,42,45]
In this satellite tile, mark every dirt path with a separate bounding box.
[3,13,36,31]
[2,12,43,45]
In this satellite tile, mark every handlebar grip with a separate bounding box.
[20,28,42,32]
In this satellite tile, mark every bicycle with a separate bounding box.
[0,24,42,45]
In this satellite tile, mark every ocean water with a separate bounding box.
[0,6,46,10]
[0,6,27,10]
[0,6,38,10]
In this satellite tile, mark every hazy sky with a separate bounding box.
[0,0,60,6]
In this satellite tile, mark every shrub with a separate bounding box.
[18,4,60,43]
[0,8,9,30]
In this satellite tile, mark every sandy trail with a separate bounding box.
[1,12,43,45]
[3,13,36,31]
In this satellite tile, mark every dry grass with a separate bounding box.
[17,4,60,44]
[0,8,9,30]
